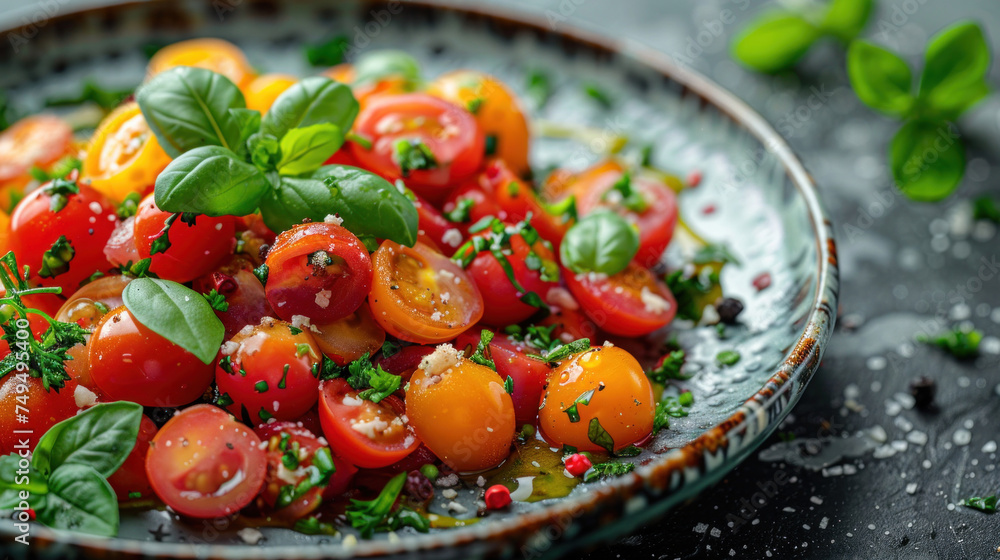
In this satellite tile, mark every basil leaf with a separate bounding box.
[262,76,358,140]
[248,132,282,171]
[37,464,119,537]
[353,50,421,88]
[560,211,639,275]
[230,107,262,149]
[847,41,915,117]
[122,278,226,364]
[819,0,873,42]
[919,22,991,120]
[731,13,819,73]
[0,454,48,494]
[31,401,143,479]
[154,146,271,217]
[260,165,418,246]
[136,66,246,158]
[278,123,344,176]
[890,120,965,202]
[587,417,615,455]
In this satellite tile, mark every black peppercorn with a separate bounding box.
[908,376,936,409]
[715,297,745,324]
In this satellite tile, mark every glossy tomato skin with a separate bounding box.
[311,304,386,366]
[406,349,515,472]
[147,38,257,90]
[108,414,157,502]
[0,115,73,203]
[442,181,506,235]
[463,230,559,326]
[538,346,654,453]
[192,255,275,339]
[412,193,464,254]
[55,274,132,331]
[9,180,118,296]
[0,375,79,454]
[133,195,237,283]
[318,378,420,469]
[454,330,550,426]
[369,241,483,344]
[254,422,348,519]
[146,404,267,518]
[350,93,485,195]
[264,222,372,324]
[216,317,322,425]
[244,74,297,113]
[373,344,435,384]
[88,306,216,407]
[82,102,171,203]
[563,263,677,337]
[485,161,570,250]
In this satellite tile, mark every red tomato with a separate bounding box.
[350,94,484,195]
[216,317,322,425]
[103,216,141,268]
[563,263,677,337]
[88,306,216,407]
[9,179,118,296]
[485,161,570,249]
[442,180,506,235]
[373,344,435,383]
[412,193,464,254]
[133,194,236,283]
[318,378,420,469]
[538,290,605,344]
[0,375,79,454]
[55,274,131,331]
[264,222,372,324]
[192,255,275,339]
[573,161,679,267]
[368,240,483,344]
[454,329,551,426]
[108,414,157,502]
[146,404,267,518]
[311,304,386,366]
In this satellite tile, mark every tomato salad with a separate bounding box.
[0,40,743,540]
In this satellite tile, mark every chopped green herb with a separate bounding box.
[960,495,997,513]
[972,197,1000,223]
[381,339,401,358]
[468,329,496,370]
[304,35,349,67]
[584,461,635,482]
[583,83,613,109]
[466,97,484,114]
[587,417,615,454]
[215,392,234,407]
[253,263,269,286]
[665,268,718,321]
[45,79,135,110]
[716,350,741,367]
[505,323,562,354]
[295,343,311,357]
[38,236,75,279]
[116,191,142,219]
[332,353,403,403]
[527,338,590,364]
[445,198,475,223]
[647,350,687,383]
[117,258,156,279]
[346,471,428,538]
[526,69,552,109]
[392,138,438,177]
[615,445,642,458]
[918,327,982,360]
[653,392,694,433]
[294,517,337,535]
[693,243,740,266]
[563,389,595,423]
[202,289,229,312]
[289,325,303,335]
[504,375,514,395]
[604,171,647,213]
[254,380,269,393]
[30,156,82,185]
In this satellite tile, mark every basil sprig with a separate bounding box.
[122,278,225,364]
[0,402,143,537]
[559,211,639,276]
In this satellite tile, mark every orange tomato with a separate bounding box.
[244,73,297,113]
[147,38,256,89]
[538,345,654,453]
[311,304,386,366]
[406,346,515,472]
[82,102,172,202]
[0,211,10,256]
[0,114,73,208]
[428,70,531,177]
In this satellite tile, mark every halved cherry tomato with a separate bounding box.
[0,375,79,454]
[538,345,654,453]
[538,289,604,344]
[147,38,257,89]
[442,180,506,235]
[318,378,420,469]
[311,304,386,366]
[254,422,347,519]
[133,194,236,283]
[373,344,435,384]
[103,216,141,267]
[9,179,118,295]
[0,115,73,194]
[82,102,172,202]
[427,70,531,177]
[264,221,373,324]
[89,305,216,406]
[406,346,515,472]
[108,414,157,502]
[369,240,483,344]
[216,317,322,424]
[146,404,267,518]
[563,263,677,337]
[350,94,484,195]
[192,255,275,338]
[244,73,297,113]
[573,160,679,267]
[55,274,131,331]
[454,329,550,426]
[485,160,571,249]
[412,192,464,253]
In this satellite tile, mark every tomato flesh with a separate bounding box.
[318,379,419,469]
[563,263,677,337]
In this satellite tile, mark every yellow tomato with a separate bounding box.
[427,70,530,177]
[82,102,171,202]
[148,38,256,89]
[406,345,515,472]
[538,346,655,453]
[244,73,297,113]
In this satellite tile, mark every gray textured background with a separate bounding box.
[1,1,999,559]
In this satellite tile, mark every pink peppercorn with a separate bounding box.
[485,485,512,509]
[752,271,772,291]
[564,453,592,477]
[686,170,702,188]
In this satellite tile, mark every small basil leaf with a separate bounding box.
[31,401,143,479]
[154,146,271,217]
[0,454,48,494]
[731,13,819,73]
[38,464,119,537]
[560,211,639,275]
[136,66,246,157]
[587,417,615,455]
[122,278,226,365]
[847,41,914,116]
[353,50,421,88]
[260,165,418,246]
[277,123,344,176]
[890,120,965,202]
[248,132,282,171]
[819,0,874,42]
[919,22,991,120]
[229,107,262,144]
[262,76,358,140]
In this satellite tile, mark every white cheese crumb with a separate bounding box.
[418,343,462,375]
[351,416,390,439]
[435,473,460,487]
[73,385,98,409]
[446,501,468,514]
[430,311,443,322]
[640,286,672,314]
[237,528,264,545]
[324,214,344,225]
[546,286,579,310]
[441,228,463,248]
[315,290,332,309]
[441,489,458,499]
[476,476,486,487]
[220,341,239,356]
[342,395,364,407]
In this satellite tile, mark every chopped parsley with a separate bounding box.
[392,138,438,177]
[584,461,635,482]
[445,198,475,223]
[30,157,82,186]
[253,263,269,287]
[116,191,142,219]
[563,389,595,423]
[587,417,615,454]
[381,339,401,358]
[716,350,741,367]
[604,171,647,213]
[583,83,613,109]
[504,375,514,394]
[653,391,694,433]
[276,447,337,510]
[202,289,229,312]
[304,35,349,67]
[918,327,982,359]
[504,323,561,354]
[117,258,156,279]
[468,329,496,370]
[345,471,430,538]
[526,337,590,364]
[525,68,552,109]
[960,495,997,513]
[326,353,403,403]
[647,350,687,383]
[692,243,741,266]
[665,268,719,321]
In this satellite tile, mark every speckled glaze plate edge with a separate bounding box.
[0,1,839,558]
